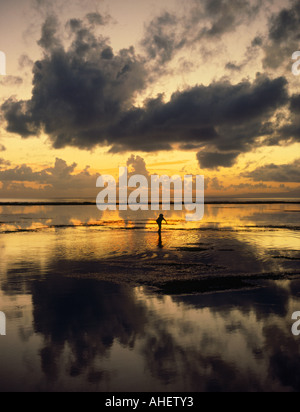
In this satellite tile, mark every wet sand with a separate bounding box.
[0,203,300,391]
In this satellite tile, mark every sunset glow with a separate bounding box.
[0,0,300,200]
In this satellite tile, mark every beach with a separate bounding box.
[0,202,300,391]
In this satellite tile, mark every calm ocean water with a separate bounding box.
[0,202,300,391]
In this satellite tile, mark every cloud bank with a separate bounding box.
[1,1,299,171]
[246,159,300,183]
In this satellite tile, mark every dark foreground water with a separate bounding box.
[0,203,300,391]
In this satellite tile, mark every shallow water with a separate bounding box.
[0,203,300,391]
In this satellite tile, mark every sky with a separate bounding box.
[0,0,300,199]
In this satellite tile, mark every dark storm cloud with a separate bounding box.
[195,0,261,37]
[268,93,300,145]
[106,75,288,167]
[246,159,300,183]
[197,151,238,169]
[142,0,263,65]
[1,99,39,137]
[2,15,147,148]
[268,1,299,43]
[0,11,290,168]
[263,0,300,69]
[191,0,262,40]
[38,15,61,50]
[141,12,184,65]
[290,94,300,113]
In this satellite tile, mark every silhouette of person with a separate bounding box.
[156,214,167,233]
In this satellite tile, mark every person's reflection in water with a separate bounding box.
[156,214,167,248]
[158,231,163,248]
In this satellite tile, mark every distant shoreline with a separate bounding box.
[0,201,299,206]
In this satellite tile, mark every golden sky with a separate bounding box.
[0,0,299,199]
